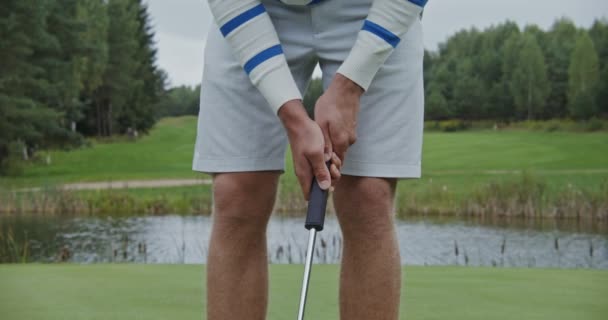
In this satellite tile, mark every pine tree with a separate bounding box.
[0,0,78,172]
[90,0,164,136]
[37,0,88,128]
[95,0,140,136]
[77,0,110,136]
[118,0,164,134]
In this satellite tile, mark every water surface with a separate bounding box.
[1,215,606,268]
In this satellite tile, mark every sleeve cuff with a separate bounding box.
[255,63,302,115]
[336,37,393,91]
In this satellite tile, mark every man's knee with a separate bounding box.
[333,176,397,236]
[334,175,397,211]
[212,171,280,231]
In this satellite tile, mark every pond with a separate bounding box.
[0,215,606,268]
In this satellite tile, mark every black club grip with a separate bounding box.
[305,164,330,231]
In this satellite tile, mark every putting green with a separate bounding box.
[0,264,606,319]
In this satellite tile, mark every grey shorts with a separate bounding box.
[193,0,425,178]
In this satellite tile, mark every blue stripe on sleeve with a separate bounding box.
[361,20,401,48]
[307,0,325,5]
[407,0,428,7]
[220,4,266,37]
[244,45,284,75]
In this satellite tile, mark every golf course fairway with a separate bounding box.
[0,264,606,319]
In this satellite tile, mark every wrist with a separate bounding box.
[333,73,364,97]
[278,100,310,132]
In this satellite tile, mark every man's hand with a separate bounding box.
[279,100,334,200]
[314,73,364,163]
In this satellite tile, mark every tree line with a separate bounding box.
[0,0,165,173]
[424,18,607,121]
[1,9,606,174]
[164,15,608,122]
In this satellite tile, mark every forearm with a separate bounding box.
[337,0,428,90]
[208,0,302,113]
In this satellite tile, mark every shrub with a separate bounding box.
[584,117,605,131]
[424,120,472,132]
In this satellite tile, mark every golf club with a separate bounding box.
[297,172,330,320]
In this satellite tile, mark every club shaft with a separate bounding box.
[297,229,317,320]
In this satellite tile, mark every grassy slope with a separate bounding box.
[2,116,607,201]
[397,130,608,208]
[0,264,606,320]
[1,117,201,188]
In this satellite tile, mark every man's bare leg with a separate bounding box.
[207,172,280,320]
[333,176,401,320]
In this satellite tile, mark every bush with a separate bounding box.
[424,120,472,132]
[0,141,27,176]
[509,119,608,132]
[584,118,605,131]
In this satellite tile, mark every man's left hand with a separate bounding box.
[314,73,364,165]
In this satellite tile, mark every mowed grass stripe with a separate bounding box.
[0,264,606,320]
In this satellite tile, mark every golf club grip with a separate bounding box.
[305,170,330,231]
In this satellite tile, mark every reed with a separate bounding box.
[1,174,606,221]
[0,226,29,263]
[0,188,213,217]
[396,174,607,221]
[464,172,547,218]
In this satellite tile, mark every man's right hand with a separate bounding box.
[278,100,332,201]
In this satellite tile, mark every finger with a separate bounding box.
[295,162,313,201]
[329,126,348,162]
[336,132,351,162]
[308,149,331,190]
[331,152,342,170]
[331,136,347,161]
[320,124,333,162]
[333,143,347,163]
[330,163,341,186]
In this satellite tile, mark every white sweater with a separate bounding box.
[207,0,428,114]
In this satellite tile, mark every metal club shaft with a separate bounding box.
[297,229,317,320]
[298,167,330,320]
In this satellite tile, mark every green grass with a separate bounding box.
[424,130,608,171]
[0,264,606,319]
[1,116,607,216]
[410,130,608,195]
[1,117,201,188]
[2,116,607,188]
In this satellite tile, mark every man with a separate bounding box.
[192,0,426,319]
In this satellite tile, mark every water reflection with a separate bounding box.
[0,215,606,268]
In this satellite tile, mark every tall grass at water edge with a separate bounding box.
[1,173,606,221]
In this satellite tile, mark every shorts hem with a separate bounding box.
[192,157,285,174]
[340,161,421,179]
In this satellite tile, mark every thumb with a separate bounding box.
[309,151,331,190]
